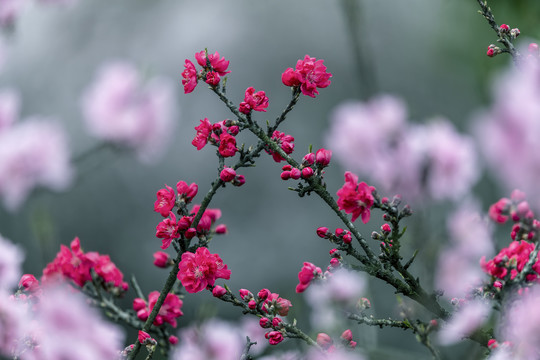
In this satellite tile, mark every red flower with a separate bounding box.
[218,132,237,157]
[240,87,269,114]
[181,59,198,94]
[177,247,231,293]
[192,118,212,150]
[266,131,295,162]
[195,51,230,76]
[154,184,175,217]
[148,291,183,327]
[156,212,180,250]
[336,172,375,224]
[295,262,322,293]
[282,55,332,98]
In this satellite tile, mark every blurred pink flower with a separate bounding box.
[474,59,540,211]
[0,0,23,29]
[0,119,72,211]
[0,233,23,291]
[173,319,244,360]
[498,286,540,359]
[327,96,479,204]
[436,201,494,298]
[0,290,30,358]
[82,61,176,163]
[23,285,124,360]
[437,300,491,345]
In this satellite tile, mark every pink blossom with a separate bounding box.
[316,333,333,349]
[156,212,180,250]
[42,237,128,291]
[336,171,375,224]
[437,300,491,345]
[266,131,295,162]
[240,87,269,114]
[473,59,540,210]
[481,240,540,283]
[301,167,314,179]
[315,148,332,167]
[138,330,151,344]
[82,61,175,163]
[169,335,179,345]
[172,319,244,360]
[296,262,322,293]
[177,247,231,293]
[289,55,332,98]
[148,291,183,327]
[0,119,72,211]
[195,51,230,76]
[0,233,23,290]
[192,118,212,150]
[498,285,540,359]
[265,330,284,345]
[176,181,198,203]
[23,285,124,360]
[153,251,170,268]
[0,289,30,358]
[154,184,176,217]
[181,59,198,94]
[0,0,23,28]
[212,285,226,297]
[205,71,220,86]
[220,167,236,182]
[218,132,237,157]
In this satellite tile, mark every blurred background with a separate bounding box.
[1,0,539,358]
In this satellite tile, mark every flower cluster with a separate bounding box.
[182,50,230,93]
[327,95,479,204]
[282,55,332,98]
[177,247,231,293]
[280,148,331,181]
[191,118,239,158]
[41,237,128,292]
[133,291,183,327]
[295,262,323,293]
[266,131,295,162]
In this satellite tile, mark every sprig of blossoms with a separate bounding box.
[282,55,332,98]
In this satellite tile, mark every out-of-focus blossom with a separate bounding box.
[438,300,491,346]
[0,89,19,134]
[0,119,72,211]
[0,233,23,291]
[436,201,494,298]
[21,285,124,360]
[474,58,540,210]
[0,0,23,29]
[327,95,479,204]
[173,319,244,360]
[82,61,176,163]
[497,286,540,359]
[0,290,31,358]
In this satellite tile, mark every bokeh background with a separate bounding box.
[1,0,539,358]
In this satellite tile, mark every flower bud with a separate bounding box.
[340,329,353,342]
[212,285,227,297]
[381,224,391,233]
[301,167,314,179]
[316,333,333,349]
[266,330,284,345]
[272,317,283,328]
[228,125,239,136]
[282,68,300,87]
[342,233,352,244]
[248,300,257,309]
[19,274,39,292]
[232,175,246,187]
[303,152,315,165]
[133,298,146,311]
[258,288,271,300]
[280,171,291,180]
[315,148,332,167]
[169,335,179,345]
[239,289,253,300]
[290,168,301,180]
[184,228,197,239]
[260,317,271,328]
[499,24,509,33]
[316,227,329,238]
[220,167,236,182]
[215,224,227,234]
[153,251,170,268]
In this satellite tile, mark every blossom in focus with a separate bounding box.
[148,291,183,327]
[0,119,73,211]
[296,262,322,293]
[82,61,176,163]
[282,55,332,98]
[154,184,176,217]
[266,131,295,162]
[182,59,198,94]
[192,118,212,150]
[177,247,231,293]
[239,87,269,114]
[156,212,180,250]
[336,172,375,224]
[42,237,128,291]
[194,50,230,76]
